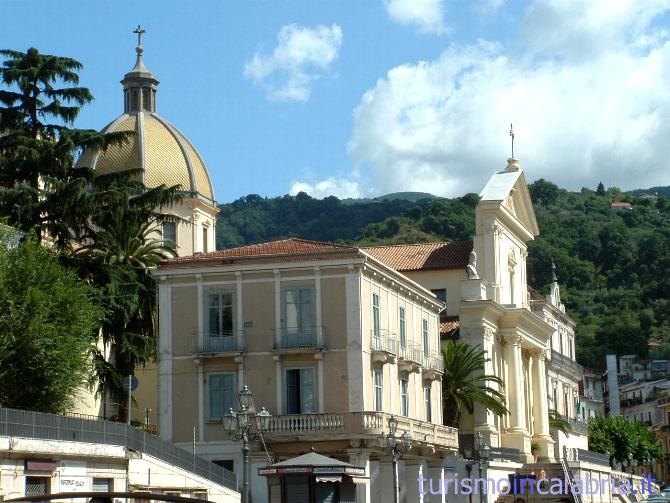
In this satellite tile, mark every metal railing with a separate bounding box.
[273,327,326,350]
[399,342,422,364]
[557,414,589,436]
[423,351,444,373]
[371,329,399,355]
[192,332,245,354]
[550,349,584,379]
[0,407,237,491]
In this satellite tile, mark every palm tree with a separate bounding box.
[72,171,182,418]
[441,340,509,428]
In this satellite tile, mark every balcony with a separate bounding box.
[272,327,326,352]
[263,411,458,451]
[553,414,589,436]
[371,329,399,365]
[191,332,245,356]
[422,351,444,381]
[549,349,584,381]
[398,342,422,373]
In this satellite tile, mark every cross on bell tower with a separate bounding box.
[122,25,159,114]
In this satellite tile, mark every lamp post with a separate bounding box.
[222,385,272,503]
[377,415,413,503]
[462,432,490,503]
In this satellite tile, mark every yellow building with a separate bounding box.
[153,238,458,503]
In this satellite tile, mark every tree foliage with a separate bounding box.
[0,48,124,245]
[441,341,508,428]
[588,415,662,466]
[0,231,102,413]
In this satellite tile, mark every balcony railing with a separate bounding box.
[423,351,444,373]
[272,327,326,350]
[371,329,399,354]
[192,332,245,355]
[555,414,589,436]
[550,349,584,380]
[264,411,458,450]
[399,342,422,364]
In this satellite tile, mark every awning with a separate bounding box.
[316,476,342,483]
[349,477,369,485]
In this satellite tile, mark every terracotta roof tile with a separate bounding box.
[168,238,355,263]
[362,241,472,271]
[440,316,460,339]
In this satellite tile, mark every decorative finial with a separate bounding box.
[509,123,515,159]
[133,25,146,51]
[551,259,557,283]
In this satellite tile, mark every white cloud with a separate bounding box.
[384,0,448,35]
[349,0,670,197]
[290,175,363,199]
[244,24,343,102]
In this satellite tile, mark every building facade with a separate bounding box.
[153,239,458,503]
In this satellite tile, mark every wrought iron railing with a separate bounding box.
[550,349,584,379]
[192,331,245,354]
[423,351,444,373]
[0,407,237,491]
[273,327,326,350]
[399,342,422,364]
[371,329,399,355]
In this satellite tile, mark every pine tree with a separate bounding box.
[597,181,606,196]
[0,48,121,245]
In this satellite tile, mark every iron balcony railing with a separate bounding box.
[191,331,245,354]
[423,351,444,373]
[557,414,589,436]
[550,349,584,379]
[0,407,237,491]
[399,342,422,364]
[371,329,399,355]
[272,326,326,350]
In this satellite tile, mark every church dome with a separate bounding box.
[78,27,216,204]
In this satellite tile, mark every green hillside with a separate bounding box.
[216,184,670,368]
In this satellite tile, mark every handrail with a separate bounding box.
[0,407,237,491]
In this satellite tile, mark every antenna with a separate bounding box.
[509,123,515,158]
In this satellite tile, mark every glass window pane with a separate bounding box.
[300,368,315,413]
[286,369,299,414]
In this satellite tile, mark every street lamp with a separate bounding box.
[223,385,272,503]
[462,432,491,503]
[377,415,413,503]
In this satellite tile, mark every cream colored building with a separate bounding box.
[74,31,219,422]
[366,158,556,465]
[529,278,589,458]
[153,238,458,503]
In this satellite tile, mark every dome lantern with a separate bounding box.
[122,25,159,114]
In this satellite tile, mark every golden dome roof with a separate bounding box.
[80,112,215,202]
[78,27,216,204]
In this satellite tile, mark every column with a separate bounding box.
[274,269,281,347]
[157,279,173,440]
[504,335,526,431]
[531,349,554,461]
[425,461,445,503]
[348,449,371,503]
[235,271,243,351]
[378,461,395,503]
[405,461,424,503]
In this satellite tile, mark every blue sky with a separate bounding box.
[3,1,670,202]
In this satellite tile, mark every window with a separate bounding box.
[424,386,432,422]
[213,460,234,472]
[431,289,447,303]
[207,292,234,337]
[422,318,430,365]
[372,293,381,339]
[284,288,313,331]
[202,225,208,253]
[25,477,49,497]
[142,88,151,111]
[92,478,112,492]
[286,368,315,414]
[162,222,176,249]
[208,373,235,421]
[399,307,407,355]
[400,379,409,416]
[373,369,383,412]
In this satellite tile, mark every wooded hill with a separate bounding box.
[216,182,670,369]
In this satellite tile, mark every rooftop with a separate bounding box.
[362,241,472,272]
